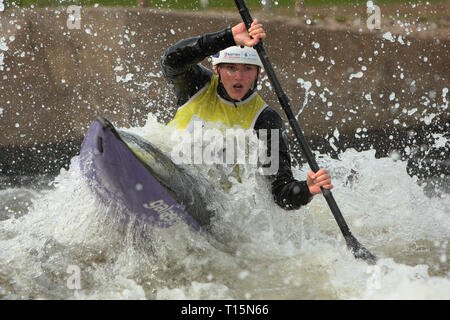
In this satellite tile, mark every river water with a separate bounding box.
[0,115,449,300]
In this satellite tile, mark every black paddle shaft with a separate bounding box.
[234,0,377,264]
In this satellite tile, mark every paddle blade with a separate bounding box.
[345,235,378,265]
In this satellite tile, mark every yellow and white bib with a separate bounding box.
[169,75,268,131]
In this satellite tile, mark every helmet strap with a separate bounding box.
[252,66,260,91]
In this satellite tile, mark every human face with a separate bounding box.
[216,63,259,101]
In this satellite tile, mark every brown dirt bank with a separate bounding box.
[0,7,448,179]
[203,1,450,40]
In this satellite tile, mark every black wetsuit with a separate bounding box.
[161,27,313,210]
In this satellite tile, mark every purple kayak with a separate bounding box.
[79,117,211,231]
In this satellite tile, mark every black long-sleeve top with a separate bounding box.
[161,27,313,210]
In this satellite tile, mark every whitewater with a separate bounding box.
[0,114,448,300]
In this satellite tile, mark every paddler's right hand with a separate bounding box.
[232,19,266,47]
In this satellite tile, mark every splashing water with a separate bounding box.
[0,114,449,300]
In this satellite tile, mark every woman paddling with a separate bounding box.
[161,19,333,210]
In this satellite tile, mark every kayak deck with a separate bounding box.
[79,117,213,231]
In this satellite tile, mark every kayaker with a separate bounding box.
[161,19,333,210]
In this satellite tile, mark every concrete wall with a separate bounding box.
[0,8,448,178]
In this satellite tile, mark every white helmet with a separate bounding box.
[211,46,263,68]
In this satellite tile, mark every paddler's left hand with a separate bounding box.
[307,169,333,195]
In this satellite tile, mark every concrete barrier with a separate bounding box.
[0,7,448,180]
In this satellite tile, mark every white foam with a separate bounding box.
[0,115,449,299]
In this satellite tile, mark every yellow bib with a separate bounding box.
[169,75,267,131]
